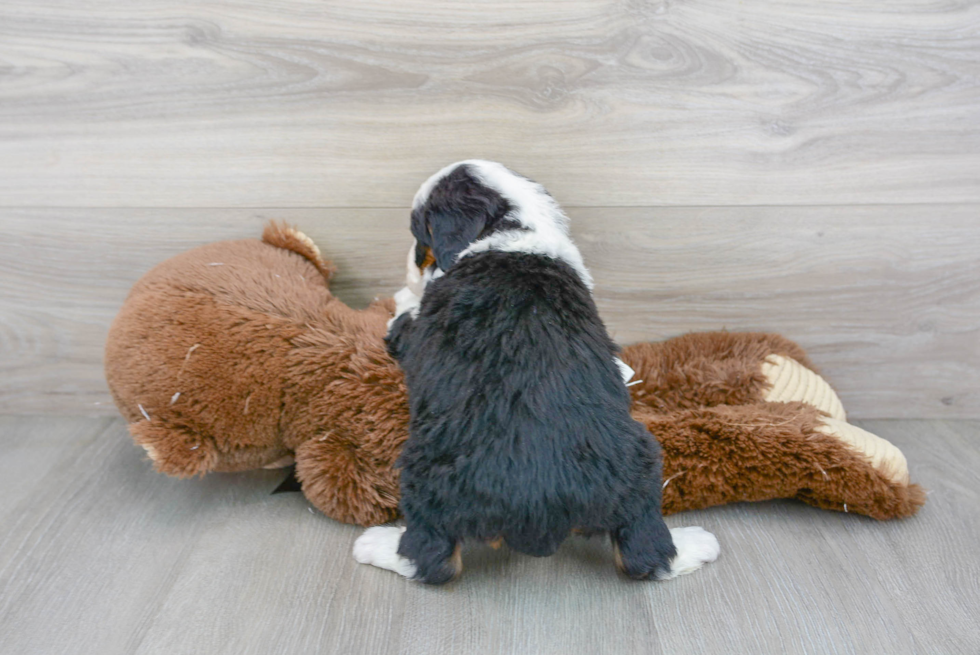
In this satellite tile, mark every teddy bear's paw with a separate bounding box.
[815,417,910,485]
[353,526,418,579]
[262,455,295,469]
[130,420,217,478]
[762,354,846,421]
[664,526,720,579]
[261,221,336,280]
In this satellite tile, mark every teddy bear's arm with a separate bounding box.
[636,402,924,520]
[622,332,816,412]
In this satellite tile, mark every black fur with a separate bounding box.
[410,165,520,271]
[386,250,676,583]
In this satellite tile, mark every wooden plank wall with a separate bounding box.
[1,1,978,418]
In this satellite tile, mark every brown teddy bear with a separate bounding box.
[104,222,924,526]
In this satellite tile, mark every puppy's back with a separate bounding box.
[395,250,660,555]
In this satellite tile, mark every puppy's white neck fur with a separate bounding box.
[414,160,594,290]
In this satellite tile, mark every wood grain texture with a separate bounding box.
[0,416,977,654]
[0,0,978,207]
[2,206,977,418]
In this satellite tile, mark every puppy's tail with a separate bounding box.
[262,221,336,281]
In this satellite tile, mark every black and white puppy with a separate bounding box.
[354,160,719,583]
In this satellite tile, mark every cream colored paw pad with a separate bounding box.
[815,417,909,485]
[762,355,846,421]
[262,455,295,470]
[284,227,322,261]
[142,443,159,462]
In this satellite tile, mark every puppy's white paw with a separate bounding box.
[387,286,422,330]
[393,286,422,319]
[666,526,720,578]
[353,526,417,579]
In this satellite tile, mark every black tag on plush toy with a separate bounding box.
[272,465,303,494]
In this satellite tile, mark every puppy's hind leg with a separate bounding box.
[613,501,720,580]
[398,522,462,585]
[352,523,461,584]
[612,504,676,580]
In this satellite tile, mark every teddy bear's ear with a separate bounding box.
[262,221,336,281]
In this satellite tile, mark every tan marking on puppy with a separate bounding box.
[487,537,504,550]
[613,542,625,574]
[405,244,439,298]
[449,543,463,580]
[419,247,436,270]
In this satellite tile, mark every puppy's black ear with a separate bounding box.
[414,240,430,269]
[425,170,512,270]
[410,208,431,268]
[427,206,488,271]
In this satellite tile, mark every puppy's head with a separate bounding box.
[410,162,515,272]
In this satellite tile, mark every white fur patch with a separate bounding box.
[405,241,426,297]
[414,160,594,290]
[662,526,720,579]
[388,286,422,331]
[403,241,445,311]
[615,358,635,385]
[423,265,444,285]
[352,526,417,579]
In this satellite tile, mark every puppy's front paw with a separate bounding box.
[666,526,720,578]
[393,286,422,319]
[353,526,417,579]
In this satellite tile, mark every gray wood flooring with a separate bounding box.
[1,416,977,655]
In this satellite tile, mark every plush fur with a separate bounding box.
[105,223,408,525]
[104,223,926,529]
